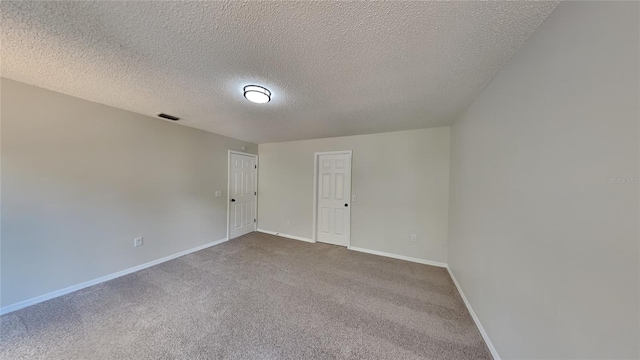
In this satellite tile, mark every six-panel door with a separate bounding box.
[316,153,351,246]
[229,153,257,239]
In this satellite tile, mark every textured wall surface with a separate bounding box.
[258,127,450,264]
[448,2,639,359]
[1,79,256,306]
[1,1,557,143]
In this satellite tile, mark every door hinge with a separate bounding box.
[254,165,257,169]
[254,219,256,223]
[254,192,257,196]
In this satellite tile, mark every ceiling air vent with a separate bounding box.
[157,113,180,121]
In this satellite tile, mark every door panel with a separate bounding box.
[335,209,344,235]
[316,153,351,246]
[335,173,344,200]
[229,153,257,239]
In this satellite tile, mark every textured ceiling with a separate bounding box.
[1,1,558,144]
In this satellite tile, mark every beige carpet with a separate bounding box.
[0,232,491,359]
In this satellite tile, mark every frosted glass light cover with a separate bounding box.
[244,85,271,103]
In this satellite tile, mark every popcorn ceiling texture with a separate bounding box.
[0,1,558,144]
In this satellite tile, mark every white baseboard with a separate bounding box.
[347,246,447,268]
[446,267,500,360]
[257,229,315,243]
[0,237,229,316]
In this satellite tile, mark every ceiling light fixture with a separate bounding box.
[243,85,271,104]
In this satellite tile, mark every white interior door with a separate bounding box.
[229,152,257,239]
[316,152,351,246]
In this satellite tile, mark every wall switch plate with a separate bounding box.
[134,237,143,247]
[215,190,222,197]
[442,238,448,246]
[410,234,417,242]
[286,220,290,227]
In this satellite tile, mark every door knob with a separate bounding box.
[231,199,236,202]
[345,203,348,207]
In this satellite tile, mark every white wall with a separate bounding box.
[448,2,639,359]
[1,78,257,307]
[258,127,450,264]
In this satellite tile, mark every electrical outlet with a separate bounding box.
[410,234,417,242]
[134,237,143,247]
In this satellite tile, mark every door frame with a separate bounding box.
[312,150,353,245]
[227,150,258,240]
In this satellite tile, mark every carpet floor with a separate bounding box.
[0,232,491,359]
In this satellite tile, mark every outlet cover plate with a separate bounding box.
[134,237,143,247]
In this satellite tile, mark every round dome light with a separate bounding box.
[243,85,271,104]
